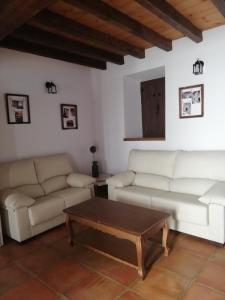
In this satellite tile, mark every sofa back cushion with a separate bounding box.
[133,173,170,191]
[0,159,38,190]
[170,179,216,196]
[174,151,225,181]
[34,154,73,183]
[128,150,177,178]
[41,175,68,195]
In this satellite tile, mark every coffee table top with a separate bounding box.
[64,197,169,236]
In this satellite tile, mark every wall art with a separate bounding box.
[179,84,204,118]
[5,94,31,124]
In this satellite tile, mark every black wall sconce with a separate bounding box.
[193,59,204,75]
[45,81,57,94]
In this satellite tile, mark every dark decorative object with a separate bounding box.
[90,146,96,154]
[92,161,99,178]
[193,59,204,75]
[5,94,31,124]
[90,145,99,177]
[61,104,78,129]
[45,81,57,94]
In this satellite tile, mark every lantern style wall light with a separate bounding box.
[193,59,204,75]
[45,81,57,94]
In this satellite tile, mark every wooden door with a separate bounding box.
[141,77,165,138]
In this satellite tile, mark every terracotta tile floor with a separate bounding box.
[0,225,225,300]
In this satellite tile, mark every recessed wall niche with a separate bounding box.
[123,66,165,141]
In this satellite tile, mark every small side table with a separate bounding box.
[94,174,111,198]
[0,214,3,247]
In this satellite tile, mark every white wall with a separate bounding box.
[124,77,142,138]
[0,48,95,173]
[91,25,225,174]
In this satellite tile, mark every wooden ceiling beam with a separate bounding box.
[134,0,202,43]
[31,10,145,59]
[0,0,56,40]
[12,25,124,65]
[211,0,225,18]
[64,0,172,51]
[0,37,107,70]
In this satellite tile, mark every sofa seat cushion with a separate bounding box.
[114,186,164,208]
[52,187,91,208]
[28,195,65,226]
[151,192,208,226]
[170,179,215,196]
[134,173,170,191]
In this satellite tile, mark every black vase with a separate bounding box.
[92,161,99,178]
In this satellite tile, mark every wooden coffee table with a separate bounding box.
[63,197,170,279]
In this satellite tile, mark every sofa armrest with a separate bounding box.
[67,173,96,188]
[106,171,135,188]
[199,182,225,206]
[4,193,35,210]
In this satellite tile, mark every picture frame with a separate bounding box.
[5,94,31,124]
[61,104,78,130]
[179,84,204,118]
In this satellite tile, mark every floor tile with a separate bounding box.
[210,248,225,266]
[51,237,84,258]
[40,257,94,293]
[197,262,225,293]
[1,227,225,300]
[0,264,29,295]
[38,225,67,245]
[0,279,57,300]
[151,229,183,249]
[158,247,205,278]
[183,284,225,300]
[0,238,45,260]
[17,247,64,275]
[175,234,216,258]
[0,254,11,269]
[81,251,138,285]
[70,245,100,263]
[132,266,189,300]
[118,291,146,300]
[65,272,124,300]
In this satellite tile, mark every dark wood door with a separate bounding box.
[141,77,165,138]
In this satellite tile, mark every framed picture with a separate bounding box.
[5,94,31,124]
[179,84,204,118]
[61,104,78,129]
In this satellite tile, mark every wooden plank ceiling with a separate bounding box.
[0,0,225,70]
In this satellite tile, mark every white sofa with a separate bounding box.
[107,150,225,244]
[0,153,95,242]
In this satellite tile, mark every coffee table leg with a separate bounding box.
[66,215,74,246]
[136,237,145,279]
[162,221,169,256]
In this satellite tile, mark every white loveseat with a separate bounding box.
[107,150,225,244]
[0,153,95,242]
